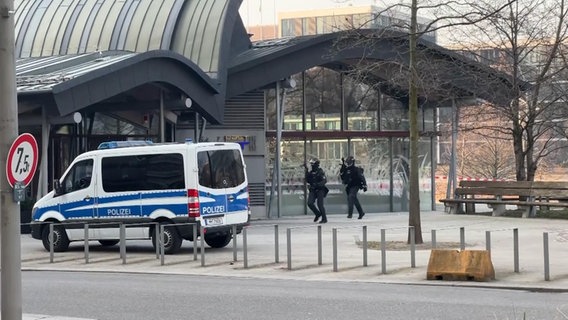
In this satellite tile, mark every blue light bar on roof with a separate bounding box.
[97,140,153,150]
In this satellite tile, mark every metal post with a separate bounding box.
[243,228,248,269]
[363,226,368,267]
[84,224,89,264]
[0,1,22,317]
[317,225,322,265]
[431,229,437,249]
[155,223,159,259]
[410,226,415,268]
[276,81,282,218]
[120,224,126,264]
[513,228,519,273]
[543,232,550,281]
[232,225,238,262]
[200,226,205,267]
[274,225,279,263]
[49,224,54,263]
[332,228,338,272]
[193,223,198,261]
[160,225,165,266]
[460,227,465,250]
[286,228,292,270]
[485,231,491,257]
[381,229,386,274]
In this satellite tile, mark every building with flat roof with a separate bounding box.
[278,5,436,43]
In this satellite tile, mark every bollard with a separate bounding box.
[232,225,238,262]
[485,231,491,257]
[332,228,338,272]
[120,224,126,264]
[160,225,165,266]
[243,227,248,269]
[363,226,367,267]
[460,227,465,250]
[286,228,292,270]
[410,226,415,268]
[274,225,279,263]
[317,225,322,265]
[513,228,519,273]
[84,224,89,264]
[193,224,198,261]
[154,223,159,259]
[543,232,550,281]
[431,229,437,249]
[200,226,205,267]
[49,223,54,263]
[381,228,386,274]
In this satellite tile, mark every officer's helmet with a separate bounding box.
[309,158,320,167]
[346,156,355,167]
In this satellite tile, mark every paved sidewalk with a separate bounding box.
[20,210,568,292]
[16,210,568,319]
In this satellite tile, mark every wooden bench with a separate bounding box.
[439,181,568,218]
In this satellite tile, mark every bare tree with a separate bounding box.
[330,0,519,243]
[446,0,568,181]
[439,104,516,180]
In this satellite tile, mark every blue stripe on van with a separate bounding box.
[34,189,247,221]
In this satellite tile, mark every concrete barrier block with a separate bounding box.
[426,249,495,282]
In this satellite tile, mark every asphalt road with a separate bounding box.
[19,271,568,320]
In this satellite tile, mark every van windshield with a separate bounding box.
[198,149,245,189]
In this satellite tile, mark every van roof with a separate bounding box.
[77,141,242,158]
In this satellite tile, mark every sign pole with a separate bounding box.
[0,0,22,319]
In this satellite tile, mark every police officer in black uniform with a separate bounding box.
[340,156,367,219]
[304,158,328,223]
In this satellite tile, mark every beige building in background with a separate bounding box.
[247,5,435,43]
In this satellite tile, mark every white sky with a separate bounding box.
[239,0,381,26]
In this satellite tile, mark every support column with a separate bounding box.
[160,90,165,142]
[39,106,49,197]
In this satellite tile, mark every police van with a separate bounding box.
[30,140,250,254]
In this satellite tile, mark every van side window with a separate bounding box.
[102,153,184,192]
[60,159,93,195]
[198,150,245,189]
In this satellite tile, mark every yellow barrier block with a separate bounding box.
[426,249,495,282]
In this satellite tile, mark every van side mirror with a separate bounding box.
[53,180,62,195]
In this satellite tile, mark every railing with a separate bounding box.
[21,221,568,282]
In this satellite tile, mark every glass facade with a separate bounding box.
[266,67,436,216]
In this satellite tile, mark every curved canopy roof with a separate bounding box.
[14,0,527,125]
[228,30,529,106]
[14,0,238,78]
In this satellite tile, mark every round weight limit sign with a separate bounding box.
[6,133,39,188]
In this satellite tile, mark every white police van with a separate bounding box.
[30,140,250,254]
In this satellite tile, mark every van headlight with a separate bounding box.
[31,207,37,218]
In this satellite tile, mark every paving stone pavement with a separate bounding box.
[15,210,568,319]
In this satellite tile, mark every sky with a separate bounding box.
[239,0,381,26]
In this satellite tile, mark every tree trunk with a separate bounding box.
[408,0,423,245]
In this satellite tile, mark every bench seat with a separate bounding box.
[439,181,568,218]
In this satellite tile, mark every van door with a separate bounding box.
[56,158,95,219]
[197,148,248,226]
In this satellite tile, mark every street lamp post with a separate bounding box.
[0,0,23,319]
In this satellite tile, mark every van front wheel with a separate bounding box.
[41,224,70,252]
[204,233,232,248]
[151,223,183,254]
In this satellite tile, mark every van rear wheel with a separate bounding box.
[151,223,183,254]
[204,232,232,248]
[41,224,70,252]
